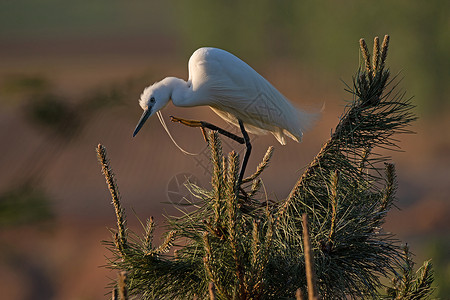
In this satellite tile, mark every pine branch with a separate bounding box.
[302,214,319,300]
[143,217,154,253]
[385,245,435,299]
[360,38,373,79]
[380,35,390,72]
[154,230,176,255]
[380,163,397,214]
[281,35,406,215]
[372,37,381,77]
[242,146,274,184]
[97,144,127,255]
[118,271,128,300]
[275,35,418,298]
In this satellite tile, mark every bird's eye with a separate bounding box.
[150,97,156,104]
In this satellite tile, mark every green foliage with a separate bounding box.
[424,239,450,298]
[98,36,434,299]
[276,36,416,298]
[385,245,435,299]
[0,182,53,227]
[24,93,80,138]
[14,73,144,139]
[1,74,51,95]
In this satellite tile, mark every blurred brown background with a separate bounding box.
[0,1,449,299]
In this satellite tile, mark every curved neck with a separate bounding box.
[163,77,199,107]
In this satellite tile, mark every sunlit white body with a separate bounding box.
[134,47,315,144]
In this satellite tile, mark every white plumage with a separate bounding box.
[134,47,316,145]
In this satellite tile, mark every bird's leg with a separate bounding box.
[238,119,252,184]
[170,116,245,144]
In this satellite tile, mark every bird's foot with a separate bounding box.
[170,115,245,144]
[170,116,203,127]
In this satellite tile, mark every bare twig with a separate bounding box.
[118,271,128,300]
[296,288,305,300]
[302,214,319,300]
[209,282,217,300]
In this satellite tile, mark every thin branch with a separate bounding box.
[97,144,127,252]
[302,214,319,300]
[118,271,128,300]
[296,288,305,300]
[209,282,217,300]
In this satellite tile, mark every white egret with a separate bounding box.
[133,47,317,182]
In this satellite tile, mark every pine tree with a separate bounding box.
[97,36,434,299]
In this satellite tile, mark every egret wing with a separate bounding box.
[188,48,314,144]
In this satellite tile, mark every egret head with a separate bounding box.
[133,81,171,137]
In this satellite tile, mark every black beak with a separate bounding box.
[133,109,151,137]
